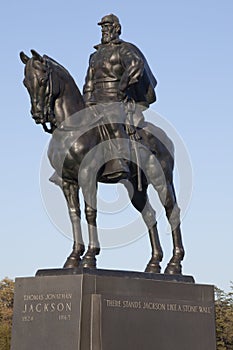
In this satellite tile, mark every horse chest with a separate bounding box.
[48,132,79,173]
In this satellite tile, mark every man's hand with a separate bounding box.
[117,89,127,102]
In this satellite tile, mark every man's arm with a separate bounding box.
[118,44,144,98]
[83,54,95,106]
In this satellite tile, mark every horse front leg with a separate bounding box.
[80,174,100,269]
[82,203,100,268]
[62,180,85,268]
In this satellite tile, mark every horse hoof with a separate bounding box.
[145,258,161,273]
[164,262,182,275]
[63,256,81,269]
[82,255,97,269]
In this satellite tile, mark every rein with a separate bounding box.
[42,59,57,134]
[42,122,55,134]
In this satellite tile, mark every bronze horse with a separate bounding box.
[20,49,185,274]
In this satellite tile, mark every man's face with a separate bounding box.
[101,23,118,44]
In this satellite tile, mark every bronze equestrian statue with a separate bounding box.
[20,14,185,274]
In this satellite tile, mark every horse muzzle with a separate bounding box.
[32,112,46,124]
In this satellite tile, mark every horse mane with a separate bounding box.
[43,54,84,106]
[43,54,73,79]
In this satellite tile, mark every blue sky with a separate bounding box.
[0,0,232,291]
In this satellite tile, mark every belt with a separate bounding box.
[94,81,119,89]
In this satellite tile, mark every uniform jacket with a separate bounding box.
[83,39,157,108]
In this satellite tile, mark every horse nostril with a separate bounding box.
[32,112,43,123]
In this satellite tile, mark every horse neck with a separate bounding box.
[53,69,85,125]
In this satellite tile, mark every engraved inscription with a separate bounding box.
[103,297,213,315]
[123,300,142,309]
[105,299,122,307]
[23,293,72,301]
[22,302,72,313]
[21,292,73,322]
[22,315,34,322]
[143,302,166,310]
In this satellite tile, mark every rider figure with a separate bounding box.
[83,14,157,179]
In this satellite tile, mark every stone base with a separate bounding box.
[11,269,216,350]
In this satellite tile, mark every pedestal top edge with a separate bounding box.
[35,267,195,284]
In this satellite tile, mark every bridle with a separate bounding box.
[41,58,57,134]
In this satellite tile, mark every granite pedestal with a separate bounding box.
[11,268,216,350]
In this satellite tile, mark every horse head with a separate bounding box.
[20,49,57,133]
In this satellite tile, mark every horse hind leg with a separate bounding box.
[145,154,184,274]
[143,200,164,273]
[123,180,163,273]
[61,180,85,268]
[145,223,163,273]
[163,182,185,274]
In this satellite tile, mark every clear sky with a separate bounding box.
[0,0,232,291]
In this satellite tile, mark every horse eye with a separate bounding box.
[39,72,49,86]
[38,77,46,86]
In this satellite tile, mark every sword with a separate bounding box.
[125,99,142,191]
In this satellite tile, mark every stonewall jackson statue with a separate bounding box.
[20,14,185,274]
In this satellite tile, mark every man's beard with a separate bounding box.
[101,32,115,44]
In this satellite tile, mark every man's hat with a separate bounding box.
[98,14,120,26]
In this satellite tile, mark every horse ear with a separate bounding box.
[31,49,44,63]
[20,51,29,64]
